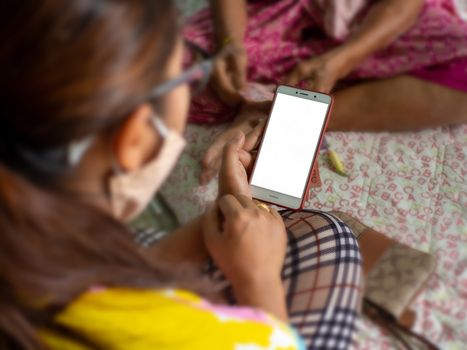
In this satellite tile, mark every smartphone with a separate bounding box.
[249,85,332,210]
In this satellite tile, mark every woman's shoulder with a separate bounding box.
[47,287,304,350]
[66,286,202,310]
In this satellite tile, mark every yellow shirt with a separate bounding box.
[41,288,304,350]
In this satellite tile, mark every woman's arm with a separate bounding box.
[287,0,424,92]
[209,0,248,48]
[340,0,424,69]
[208,0,249,104]
[233,275,288,321]
[141,217,208,270]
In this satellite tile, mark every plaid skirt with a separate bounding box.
[133,209,363,349]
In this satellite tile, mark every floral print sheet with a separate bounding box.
[161,123,467,349]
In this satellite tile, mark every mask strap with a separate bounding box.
[150,115,169,139]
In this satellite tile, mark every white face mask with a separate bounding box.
[109,115,186,221]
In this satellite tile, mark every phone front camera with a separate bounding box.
[314,95,317,98]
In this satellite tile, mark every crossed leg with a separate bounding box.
[280,210,363,349]
[208,210,364,349]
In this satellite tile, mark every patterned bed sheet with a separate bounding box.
[161,123,467,349]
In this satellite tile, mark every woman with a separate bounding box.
[184,0,467,183]
[0,0,362,349]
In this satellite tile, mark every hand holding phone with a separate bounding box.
[249,85,332,209]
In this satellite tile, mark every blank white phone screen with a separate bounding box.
[250,93,328,198]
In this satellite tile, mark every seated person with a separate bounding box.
[0,0,362,349]
[184,0,467,183]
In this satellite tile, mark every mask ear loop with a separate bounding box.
[150,115,169,139]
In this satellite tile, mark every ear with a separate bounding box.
[112,104,159,171]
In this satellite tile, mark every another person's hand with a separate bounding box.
[202,194,287,293]
[286,48,352,93]
[200,83,273,185]
[211,42,248,105]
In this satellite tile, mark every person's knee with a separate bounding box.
[320,212,362,263]
[284,210,362,265]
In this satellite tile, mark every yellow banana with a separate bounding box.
[328,150,349,177]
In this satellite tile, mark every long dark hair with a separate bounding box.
[0,1,205,349]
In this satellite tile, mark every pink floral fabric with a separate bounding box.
[312,0,367,40]
[184,0,467,124]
